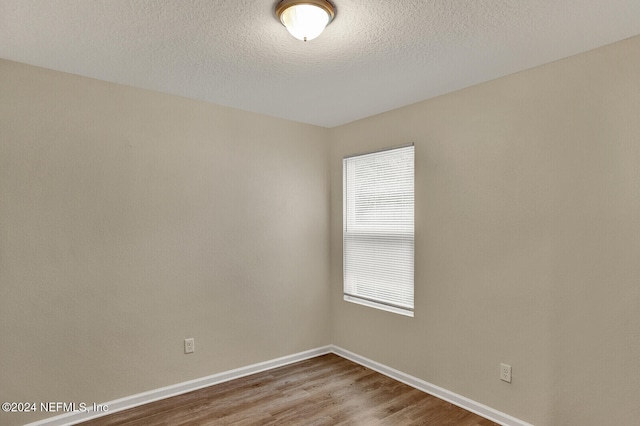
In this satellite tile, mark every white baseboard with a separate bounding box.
[25,346,332,426]
[27,344,532,426]
[331,345,534,426]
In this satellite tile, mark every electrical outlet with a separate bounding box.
[184,338,195,354]
[500,363,512,383]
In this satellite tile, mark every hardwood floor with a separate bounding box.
[79,354,499,425]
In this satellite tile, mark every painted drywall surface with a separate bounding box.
[0,59,330,425]
[329,35,640,426]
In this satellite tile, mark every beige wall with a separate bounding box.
[2,35,639,426]
[329,34,640,426]
[0,59,330,425]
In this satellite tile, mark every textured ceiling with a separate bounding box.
[1,0,639,127]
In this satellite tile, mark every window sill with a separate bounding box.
[343,295,414,317]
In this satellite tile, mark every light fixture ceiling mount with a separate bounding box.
[275,0,336,42]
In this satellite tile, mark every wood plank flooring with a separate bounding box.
[79,354,499,425]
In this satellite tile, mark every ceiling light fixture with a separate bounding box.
[275,0,336,42]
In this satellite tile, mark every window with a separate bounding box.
[343,144,414,317]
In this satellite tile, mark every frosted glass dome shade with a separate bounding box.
[277,1,335,41]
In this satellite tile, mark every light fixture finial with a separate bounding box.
[275,0,335,41]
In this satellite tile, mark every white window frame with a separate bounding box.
[343,144,415,317]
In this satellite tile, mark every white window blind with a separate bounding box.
[343,145,414,317]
